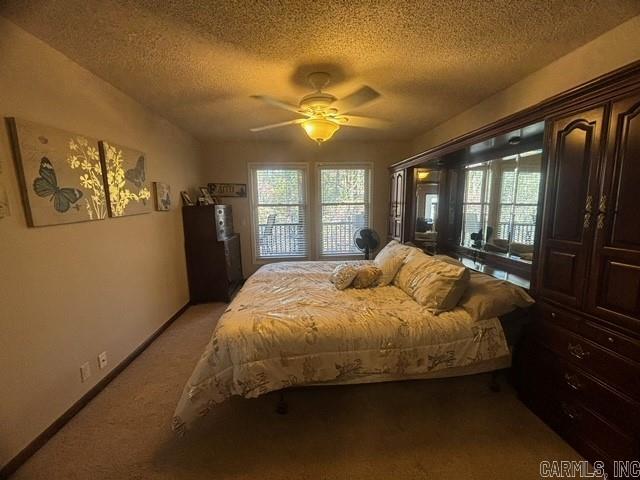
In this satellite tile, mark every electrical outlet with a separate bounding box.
[97,351,108,370]
[80,362,91,383]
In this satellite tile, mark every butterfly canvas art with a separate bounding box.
[98,141,151,217]
[7,118,107,226]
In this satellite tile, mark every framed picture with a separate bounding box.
[0,182,10,218]
[7,117,108,226]
[199,187,215,205]
[153,182,171,211]
[180,191,194,206]
[99,141,152,217]
[208,183,246,197]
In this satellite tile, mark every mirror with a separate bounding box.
[459,149,542,262]
[414,169,440,252]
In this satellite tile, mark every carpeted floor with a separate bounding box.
[10,303,584,480]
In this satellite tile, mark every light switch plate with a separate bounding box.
[97,351,108,370]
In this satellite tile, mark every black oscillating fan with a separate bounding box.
[353,228,380,260]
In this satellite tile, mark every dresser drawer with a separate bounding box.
[538,302,640,363]
[531,320,640,401]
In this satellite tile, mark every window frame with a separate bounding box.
[248,162,310,264]
[315,162,374,259]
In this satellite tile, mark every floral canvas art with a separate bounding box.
[7,118,107,226]
[99,141,151,217]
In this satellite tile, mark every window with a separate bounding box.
[250,164,308,260]
[318,164,371,256]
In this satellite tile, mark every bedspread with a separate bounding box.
[172,261,510,433]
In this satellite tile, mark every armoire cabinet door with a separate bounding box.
[587,93,640,334]
[389,170,405,241]
[537,106,605,307]
[388,172,396,237]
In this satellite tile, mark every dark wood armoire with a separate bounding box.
[182,204,243,303]
[388,63,640,477]
[521,91,640,472]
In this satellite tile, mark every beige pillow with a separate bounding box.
[374,245,406,286]
[459,271,534,321]
[352,264,383,289]
[433,254,464,267]
[330,263,358,290]
[375,240,414,259]
[394,251,470,313]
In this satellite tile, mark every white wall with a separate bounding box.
[0,18,204,468]
[411,15,640,154]
[201,139,410,275]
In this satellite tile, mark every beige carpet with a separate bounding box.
[10,303,583,480]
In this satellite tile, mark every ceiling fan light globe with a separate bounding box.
[301,118,340,143]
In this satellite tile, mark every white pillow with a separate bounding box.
[374,240,416,285]
[394,250,470,313]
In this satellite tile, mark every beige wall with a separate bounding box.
[201,139,409,275]
[411,14,640,154]
[0,18,204,468]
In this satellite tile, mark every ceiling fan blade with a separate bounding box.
[338,115,389,129]
[251,95,304,114]
[331,86,380,114]
[250,118,306,132]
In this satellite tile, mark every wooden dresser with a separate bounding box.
[182,205,243,303]
[520,91,640,475]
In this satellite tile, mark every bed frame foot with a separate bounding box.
[276,391,288,415]
[489,370,501,392]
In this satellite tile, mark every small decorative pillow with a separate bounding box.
[352,264,383,289]
[394,251,469,313]
[330,263,359,290]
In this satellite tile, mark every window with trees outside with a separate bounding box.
[460,150,542,261]
[250,164,308,261]
[318,164,371,256]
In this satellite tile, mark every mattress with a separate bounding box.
[172,261,511,433]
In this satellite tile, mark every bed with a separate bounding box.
[172,259,523,434]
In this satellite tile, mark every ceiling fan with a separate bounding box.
[250,72,388,144]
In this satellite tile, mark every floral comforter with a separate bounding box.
[172,261,510,433]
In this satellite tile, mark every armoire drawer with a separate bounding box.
[538,302,640,364]
[559,399,638,461]
[522,342,640,435]
[530,320,640,401]
[523,364,638,463]
[553,353,640,435]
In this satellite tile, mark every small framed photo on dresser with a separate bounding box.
[199,187,215,205]
[180,191,194,206]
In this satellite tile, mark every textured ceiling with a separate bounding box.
[2,0,640,141]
